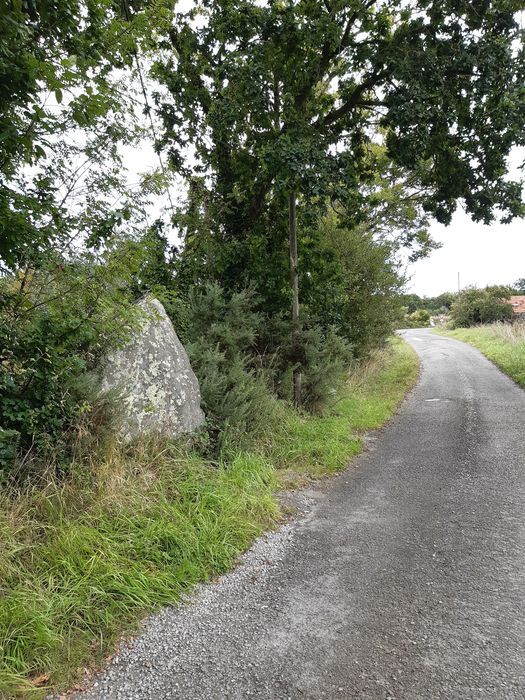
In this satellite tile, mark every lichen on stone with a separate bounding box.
[100,297,205,441]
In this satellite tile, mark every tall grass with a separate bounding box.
[0,337,418,699]
[440,322,525,387]
[0,447,279,698]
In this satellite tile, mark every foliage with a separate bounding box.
[512,278,525,294]
[155,0,524,249]
[0,244,147,477]
[0,0,179,477]
[276,323,354,412]
[179,282,358,444]
[0,337,418,698]
[181,284,279,452]
[402,292,456,314]
[310,214,406,354]
[0,430,19,480]
[130,223,177,295]
[401,308,432,328]
[0,0,175,270]
[449,286,513,328]
[152,1,524,410]
[299,325,354,412]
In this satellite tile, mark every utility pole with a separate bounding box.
[457,271,461,294]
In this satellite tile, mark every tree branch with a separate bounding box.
[322,73,386,126]
[340,0,377,49]
[293,4,371,112]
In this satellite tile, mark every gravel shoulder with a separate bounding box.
[67,330,525,699]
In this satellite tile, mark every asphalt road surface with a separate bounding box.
[74,329,525,699]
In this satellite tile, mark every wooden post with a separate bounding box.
[289,190,302,406]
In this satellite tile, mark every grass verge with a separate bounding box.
[272,336,419,480]
[437,323,525,388]
[0,336,418,699]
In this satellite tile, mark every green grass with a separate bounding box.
[271,336,419,479]
[438,323,525,388]
[0,337,418,699]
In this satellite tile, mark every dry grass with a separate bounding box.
[484,321,525,343]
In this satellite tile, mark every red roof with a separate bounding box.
[509,296,525,315]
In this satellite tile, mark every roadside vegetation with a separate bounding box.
[439,324,525,389]
[0,337,418,698]
[448,286,514,328]
[1,0,524,697]
[399,279,525,330]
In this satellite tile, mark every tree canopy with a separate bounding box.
[155,0,525,237]
[0,0,174,268]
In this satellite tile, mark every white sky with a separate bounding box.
[406,213,525,296]
[406,147,525,296]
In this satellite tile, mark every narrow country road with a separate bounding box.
[75,330,525,699]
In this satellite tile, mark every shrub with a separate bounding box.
[0,430,19,482]
[411,309,431,327]
[181,284,355,448]
[278,324,354,412]
[396,307,432,328]
[0,251,141,479]
[450,286,512,328]
[183,284,279,452]
[301,326,354,412]
[186,342,278,452]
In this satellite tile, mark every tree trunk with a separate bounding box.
[289,190,302,406]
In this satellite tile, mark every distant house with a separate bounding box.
[509,296,525,320]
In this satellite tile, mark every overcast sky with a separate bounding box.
[406,212,525,297]
[406,146,524,297]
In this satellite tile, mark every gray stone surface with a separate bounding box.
[100,297,204,441]
[72,329,525,698]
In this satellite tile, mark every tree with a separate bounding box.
[305,211,406,354]
[0,0,174,269]
[450,286,513,327]
[132,223,177,294]
[513,278,525,294]
[154,0,524,401]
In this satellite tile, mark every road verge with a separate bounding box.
[436,324,525,388]
[0,337,419,699]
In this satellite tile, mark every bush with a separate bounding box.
[302,326,354,411]
[0,429,19,482]
[450,286,512,328]
[181,284,355,449]
[0,250,141,479]
[186,342,278,452]
[183,284,279,452]
[278,324,354,412]
[403,308,431,328]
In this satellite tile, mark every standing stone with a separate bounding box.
[101,297,204,442]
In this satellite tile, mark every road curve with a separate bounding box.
[74,330,525,699]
